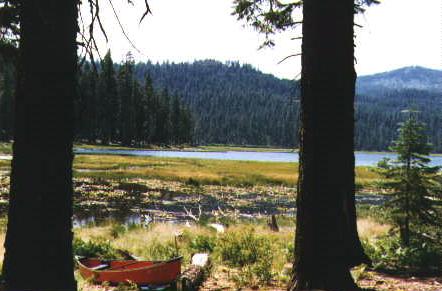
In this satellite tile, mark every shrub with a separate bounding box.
[189,234,216,253]
[217,228,270,267]
[73,238,119,260]
[252,257,273,283]
[363,233,442,274]
[145,238,178,261]
[216,228,274,283]
[285,241,295,262]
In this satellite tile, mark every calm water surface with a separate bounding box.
[75,148,442,167]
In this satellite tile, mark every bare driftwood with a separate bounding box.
[177,253,211,291]
[183,205,202,222]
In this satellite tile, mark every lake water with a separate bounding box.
[75,148,442,167]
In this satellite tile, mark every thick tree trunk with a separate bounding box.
[289,1,370,290]
[2,1,78,290]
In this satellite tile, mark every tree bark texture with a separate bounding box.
[2,1,78,290]
[289,0,370,290]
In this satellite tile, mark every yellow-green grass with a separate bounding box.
[74,154,381,188]
[73,155,299,186]
[357,218,391,240]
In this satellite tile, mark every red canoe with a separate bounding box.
[77,257,182,285]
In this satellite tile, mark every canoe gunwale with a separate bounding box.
[77,256,183,273]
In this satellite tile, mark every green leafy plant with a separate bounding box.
[216,228,275,283]
[217,228,271,267]
[189,234,216,253]
[73,238,120,260]
[145,238,178,261]
[362,233,442,274]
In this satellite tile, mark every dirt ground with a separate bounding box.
[80,270,442,291]
[358,271,442,291]
[199,268,442,291]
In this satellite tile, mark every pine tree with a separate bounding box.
[156,88,172,144]
[143,74,156,144]
[171,94,181,145]
[118,52,136,146]
[132,78,144,145]
[78,62,98,143]
[98,50,118,145]
[180,106,194,144]
[377,111,442,246]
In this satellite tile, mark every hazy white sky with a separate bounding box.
[82,0,442,79]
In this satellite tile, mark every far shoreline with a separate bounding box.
[1,142,442,156]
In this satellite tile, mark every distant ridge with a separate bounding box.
[357,66,442,96]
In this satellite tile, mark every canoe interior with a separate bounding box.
[82,258,155,270]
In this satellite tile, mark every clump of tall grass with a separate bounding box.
[214,226,292,285]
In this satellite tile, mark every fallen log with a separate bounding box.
[177,253,211,291]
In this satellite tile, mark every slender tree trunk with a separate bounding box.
[2,1,77,290]
[403,154,411,246]
[289,1,370,290]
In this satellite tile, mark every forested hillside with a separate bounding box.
[1,56,441,151]
[356,89,442,151]
[133,60,299,146]
[355,66,442,151]
[132,61,442,151]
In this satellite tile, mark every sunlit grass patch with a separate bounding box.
[73,155,299,187]
[355,166,382,189]
[357,218,391,240]
[0,147,386,190]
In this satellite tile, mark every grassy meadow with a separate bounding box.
[73,154,382,189]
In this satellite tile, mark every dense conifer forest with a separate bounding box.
[1,55,441,151]
[75,52,194,146]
